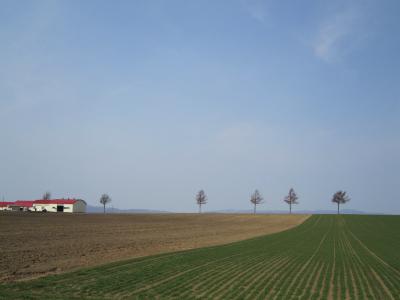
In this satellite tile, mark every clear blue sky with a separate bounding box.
[1,0,399,213]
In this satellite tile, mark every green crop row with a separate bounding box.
[1,215,399,299]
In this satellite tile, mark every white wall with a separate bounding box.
[32,204,61,212]
[32,201,86,213]
[62,204,74,213]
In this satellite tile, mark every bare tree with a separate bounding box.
[284,188,299,214]
[196,190,207,213]
[332,190,350,214]
[42,191,51,200]
[100,194,112,213]
[250,190,263,214]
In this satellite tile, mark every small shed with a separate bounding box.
[9,201,35,211]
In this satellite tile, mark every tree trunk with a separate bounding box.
[103,203,106,214]
[199,204,201,214]
[337,202,340,215]
[289,203,292,214]
[254,204,256,214]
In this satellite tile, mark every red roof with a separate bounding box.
[0,202,14,207]
[14,201,35,207]
[34,199,77,205]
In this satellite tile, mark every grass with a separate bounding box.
[1,215,399,299]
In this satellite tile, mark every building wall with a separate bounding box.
[32,204,57,212]
[63,204,74,213]
[9,206,29,211]
[32,204,72,212]
[32,202,86,213]
[32,205,44,212]
[72,200,86,213]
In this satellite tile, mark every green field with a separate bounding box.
[1,215,400,299]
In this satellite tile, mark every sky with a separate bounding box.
[0,0,399,213]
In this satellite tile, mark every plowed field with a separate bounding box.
[0,213,308,282]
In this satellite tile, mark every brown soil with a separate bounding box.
[0,213,309,282]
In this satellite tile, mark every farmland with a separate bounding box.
[1,215,399,299]
[0,213,308,282]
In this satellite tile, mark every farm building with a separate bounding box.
[32,199,86,213]
[0,202,15,211]
[0,199,86,213]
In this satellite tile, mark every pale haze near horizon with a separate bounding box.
[1,0,399,214]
